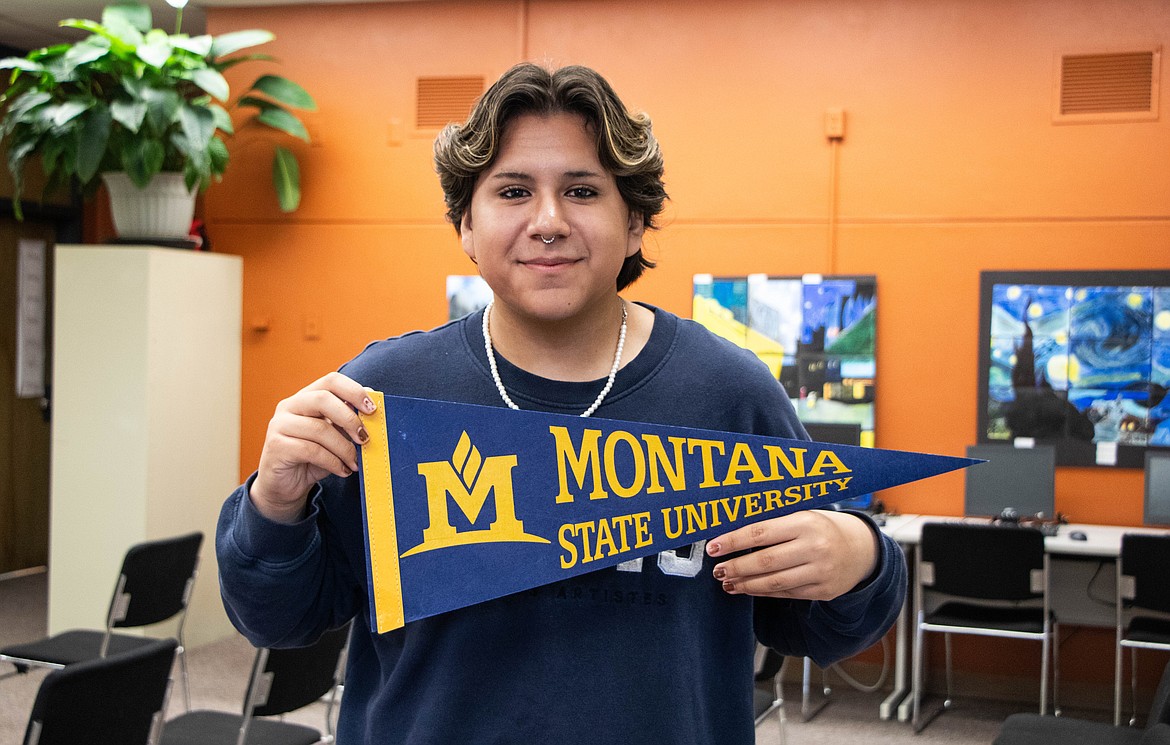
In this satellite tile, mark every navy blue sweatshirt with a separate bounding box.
[217,306,906,744]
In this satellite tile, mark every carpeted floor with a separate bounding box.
[0,569,1118,744]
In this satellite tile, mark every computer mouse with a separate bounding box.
[1069,530,1087,541]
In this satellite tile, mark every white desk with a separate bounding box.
[876,514,1170,722]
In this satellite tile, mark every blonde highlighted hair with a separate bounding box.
[434,63,667,291]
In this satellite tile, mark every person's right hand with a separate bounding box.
[249,372,377,523]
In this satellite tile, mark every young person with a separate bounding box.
[217,62,906,745]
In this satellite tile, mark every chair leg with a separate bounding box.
[1131,648,1139,727]
[1052,621,1060,716]
[911,616,945,733]
[1040,621,1050,716]
[911,614,925,730]
[1116,638,1124,726]
[775,664,788,745]
[943,632,954,711]
[177,644,191,712]
[801,657,830,722]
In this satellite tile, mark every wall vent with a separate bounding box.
[416,76,485,129]
[1054,48,1160,123]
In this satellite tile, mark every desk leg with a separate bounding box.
[879,591,910,720]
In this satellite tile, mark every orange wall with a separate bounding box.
[206,0,1167,523]
[203,0,1168,699]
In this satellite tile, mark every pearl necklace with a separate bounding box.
[482,300,628,418]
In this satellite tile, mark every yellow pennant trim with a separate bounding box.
[359,390,404,632]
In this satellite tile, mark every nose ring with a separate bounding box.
[541,235,555,244]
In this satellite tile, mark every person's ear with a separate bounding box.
[625,211,646,257]
[460,211,476,264]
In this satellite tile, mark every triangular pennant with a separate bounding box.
[358,392,978,633]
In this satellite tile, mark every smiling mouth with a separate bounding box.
[522,257,580,269]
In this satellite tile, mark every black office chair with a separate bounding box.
[0,532,203,711]
[1117,534,1170,726]
[911,522,1055,732]
[996,657,1170,745]
[21,637,178,745]
[159,623,350,745]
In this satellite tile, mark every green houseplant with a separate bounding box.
[0,2,315,232]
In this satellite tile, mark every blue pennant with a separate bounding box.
[358,392,979,633]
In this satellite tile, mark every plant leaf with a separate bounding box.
[6,91,52,122]
[103,3,152,35]
[140,86,181,134]
[191,68,229,102]
[214,52,275,71]
[248,74,316,110]
[137,31,173,68]
[111,98,147,132]
[122,138,165,187]
[272,145,300,211]
[171,34,213,57]
[173,132,210,189]
[59,19,106,34]
[50,100,89,127]
[209,104,233,134]
[27,43,72,62]
[7,138,36,220]
[64,9,144,50]
[209,30,274,59]
[76,104,112,183]
[62,36,111,69]
[208,135,230,176]
[178,103,215,155]
[41,136,68,177]
[235,95,284,117]
[256,107,309,141]
[0,58,44,73]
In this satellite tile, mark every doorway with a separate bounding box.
[0,215,55,574]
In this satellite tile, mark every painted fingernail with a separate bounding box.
[722,581,737,594]
[707,541,721,556]
[363,397,376,413]
[357,426,369,443]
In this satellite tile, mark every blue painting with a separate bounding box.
[693,274,877,448]
[980,271,1170,467]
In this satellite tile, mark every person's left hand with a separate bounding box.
[707,510,879,601]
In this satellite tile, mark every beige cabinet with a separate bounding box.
[50,245,241,647]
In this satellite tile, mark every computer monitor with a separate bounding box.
[803,422,871,511]
[803,421,862,447]
[1144,451,1170,527]
[963,444,1056,519]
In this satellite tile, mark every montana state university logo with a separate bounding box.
[402,431,549,556]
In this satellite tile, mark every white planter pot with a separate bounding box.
[102,172,197,240]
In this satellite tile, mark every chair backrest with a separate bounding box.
[247,623,349,717]
[108,532,204,629]
[919,522,1045,601]
[232,623,349,745]
[1120,534,1170,615]
[23,637,177,745]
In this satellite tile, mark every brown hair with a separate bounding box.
[434,63,667,290]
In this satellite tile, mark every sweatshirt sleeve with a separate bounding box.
[216,472,362,648]
[752,512,908,667]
